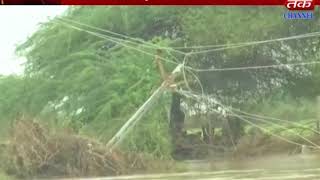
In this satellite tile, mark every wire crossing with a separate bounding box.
[54,17,320,151]
[56,18,320,73]
[58,17,320,55]
[58,17,186,55]
[178,90,320,149]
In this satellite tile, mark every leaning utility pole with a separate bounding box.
[107,52,182,150]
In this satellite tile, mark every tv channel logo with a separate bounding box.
[284,0,315,20]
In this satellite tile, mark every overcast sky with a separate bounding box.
[0,6,68,75]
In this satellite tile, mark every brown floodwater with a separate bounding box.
[91,154,320,180]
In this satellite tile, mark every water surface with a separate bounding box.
[76,154,320,180]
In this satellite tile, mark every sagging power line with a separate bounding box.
[58,17,186,55]
[54,18,320,152]
[56,19,181,66]
[58,17,320,56]
[189,61,320,72]
[186,31,320,55]
[231,108,320,136]
[178,90,320,149]
[56,19,320,74]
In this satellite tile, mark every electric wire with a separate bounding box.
[189,61,320,72]
[58,17,186,55]
[53,17,320,151]
[58,17,320,57]
[57,18,320,73]
[231,108,320,135]
[56,19,181,66]
[187,32,320,55]
[178,90,320,149]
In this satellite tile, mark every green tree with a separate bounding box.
[8,6,320,155]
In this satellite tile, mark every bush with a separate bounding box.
[2,117,175,179]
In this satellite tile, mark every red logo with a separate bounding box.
[286,0,315,10]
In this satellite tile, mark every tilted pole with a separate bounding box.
[107,64,182,150]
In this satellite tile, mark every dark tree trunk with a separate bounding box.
[169,92,185,158]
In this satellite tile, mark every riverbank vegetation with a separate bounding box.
[0,6,320,178]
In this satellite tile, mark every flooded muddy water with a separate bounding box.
[94,154,320,180]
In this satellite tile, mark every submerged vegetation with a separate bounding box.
[0,6,320,178]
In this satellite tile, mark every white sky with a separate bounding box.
[0,6,68,75]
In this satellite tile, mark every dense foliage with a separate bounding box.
[0,7,320,156]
